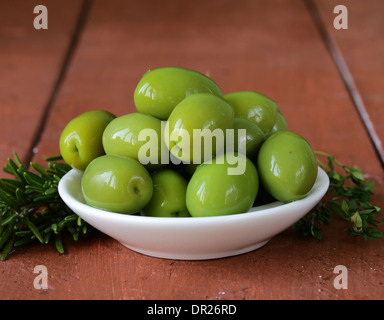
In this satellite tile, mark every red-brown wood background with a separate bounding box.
[1,0,383,300]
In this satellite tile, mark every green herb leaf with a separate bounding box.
[0,153,91,261]
[293,152,383,240]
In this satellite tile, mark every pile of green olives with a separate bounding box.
[59,67,318,217]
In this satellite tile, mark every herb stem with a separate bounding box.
[293,152,383,240]
[0,153,90,261]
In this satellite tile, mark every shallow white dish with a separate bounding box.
[58,167,329,260]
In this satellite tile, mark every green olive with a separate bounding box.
[186,153,259,217]
[224,91,278,135]
[231,117,265,160]
[164,93,234,164]
[102,112,164,170]
[266,112,288,138]
[81,155,153,214]
[59,110,116,170]
[134,67,223,120]
[257,131,318,202]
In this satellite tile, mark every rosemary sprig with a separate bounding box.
[292,152,383,240]
[0,152,88,261]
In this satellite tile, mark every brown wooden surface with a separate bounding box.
[1,0,383,300]
[0,0,83,171]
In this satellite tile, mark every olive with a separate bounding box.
[134,67,223,120]
[257,131,318,202]
[224,91,278,135]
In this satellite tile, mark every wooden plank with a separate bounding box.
[1,0,383,300]
[313,0,384,166]
[0,0,83,176]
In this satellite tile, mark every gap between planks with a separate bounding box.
[23,0,94,167]
[304,0,384,170]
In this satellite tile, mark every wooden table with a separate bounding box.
[1,0,383,301]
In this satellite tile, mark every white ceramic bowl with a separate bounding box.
[58,167,329,260]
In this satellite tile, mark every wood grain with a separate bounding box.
[0,0,84,175]
[1,0,383,300]
[314,0,384,166]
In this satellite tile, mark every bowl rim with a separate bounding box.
[58,166,330,225]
